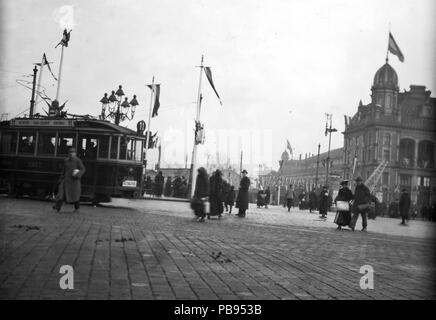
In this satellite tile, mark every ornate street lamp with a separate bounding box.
[100,85,139,125]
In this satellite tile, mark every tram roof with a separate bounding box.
[0,117,141,136]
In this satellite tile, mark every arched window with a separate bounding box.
[399,138,416,167]
[385,95,391,109]
[418,140,434,168]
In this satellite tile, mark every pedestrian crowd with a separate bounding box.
[191,168,250,222]
[143,172,189,199]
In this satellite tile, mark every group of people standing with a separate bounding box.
[144,173,189,198]
[192,168,250,222]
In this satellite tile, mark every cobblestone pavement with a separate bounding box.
[0,197,435,300]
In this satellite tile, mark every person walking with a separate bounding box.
[265,187,271,209]
[164,176,172,197]
[154,171,165,197]
[53,147,86,212]
[318,185,329,219]
[309,188,318,213]
[191,167,209,222]
[334,180,353,230]
[285,184,296,212]
[236,170,250,217]
[399,188,411,225]
[225,185,236,214]
[349,176,371,231]
[209,170,224,219]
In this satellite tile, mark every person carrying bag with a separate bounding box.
[349,176,371,231]
[334,180,353,230]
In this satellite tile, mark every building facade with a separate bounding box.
[343,59,436,207]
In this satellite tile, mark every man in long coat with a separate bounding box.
[399,188,411,225]
[236,169,250,217]
[349,176,371,231]
[53,147,86,212]
[154,171,164,197]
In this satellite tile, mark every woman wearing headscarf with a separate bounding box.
[334,180,354,230]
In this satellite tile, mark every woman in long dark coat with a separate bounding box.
[208,170,224,219]
[191,167,209,222]
[334,180,354,229]
[164,176,172,197]
[399,189,411,225]
[154,171,164,197]
[319,185,329,218]
[53,147,86,212]
[236,170,250,217]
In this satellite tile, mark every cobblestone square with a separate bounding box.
[0,198,435,300]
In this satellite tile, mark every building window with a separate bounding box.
[399,174,411,187]
[417,140,434,168]
[383,150,390,161]
[384,133,391,147]
[382,172,389,185]
[418,176,430,187]
[399,138,416,167]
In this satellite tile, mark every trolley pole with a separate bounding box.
[29,65,38,118]
[315,143,320,187]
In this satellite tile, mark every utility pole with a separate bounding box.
[324,114,337,187]
[315,143,320,187]
[29,65,38,118]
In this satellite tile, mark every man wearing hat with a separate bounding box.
[53,147,86,212]
[236,169,250,217]
[349,176,371,231]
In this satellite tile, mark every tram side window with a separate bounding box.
[78,135,98,159]
[98,136,109,159]
[110,136,118,159]
[57,134,75,157]
[1,132,18,154]
[37,132,56,155]
[18,132,36,154]
[135,140,142,161]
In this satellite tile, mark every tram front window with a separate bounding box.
[37,132,56,156]
[119,137,135,160]
[0,132,17,154]
[78,135,98,159]
[57,134,74,157]
[18,132,35,154]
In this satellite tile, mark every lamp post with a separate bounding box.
[100,85,138,125]
[324,113,337,187]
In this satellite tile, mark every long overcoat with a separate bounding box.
[56,156,86,203]
[399,192,411,219]
[236,176,250,210]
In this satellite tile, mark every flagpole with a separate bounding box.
[386,23,391,63]
[144,76,155,170]
[34,54,45,111]
[55,45,65,101]
[190,55,204,198]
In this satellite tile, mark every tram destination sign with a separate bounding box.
[10,119,74,127]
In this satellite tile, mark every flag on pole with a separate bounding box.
[388,32,404,62]
[55,29,71,48]
[203,67,222,105]
[286,140,293,155]
[147,84,161,117]
[344,115,348,127]
[39,53,58,81]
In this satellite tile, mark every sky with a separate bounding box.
[1,0,435,176]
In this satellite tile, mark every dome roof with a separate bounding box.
[281,150,290,161]
[373,62,399,90]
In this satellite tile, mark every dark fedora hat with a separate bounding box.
[355,176,363,182]
[242,169,248,174]
[340,180,349,186]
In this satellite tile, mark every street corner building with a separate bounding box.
[343,60,436,208]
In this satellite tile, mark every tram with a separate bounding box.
[0,116,147,203]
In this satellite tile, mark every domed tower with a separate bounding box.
[371,59,399,115]
[281,150,290,162]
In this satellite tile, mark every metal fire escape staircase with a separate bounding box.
[364,160,389,194]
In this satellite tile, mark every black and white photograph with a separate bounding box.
[0,0,435,306]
